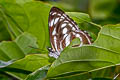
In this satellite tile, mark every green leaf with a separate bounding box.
[0,32,38,62]
[0,2,29,38]
[92,78,112,80]
[0,16,11,41]
[16,0,33,5]
[0,0,16,3]
[66,12,91,23]
[0,0,32,5]
[23,1,52,51]
[4,54,50,79]
[47,24,120,79]
[25,65,50,80]
[0,71,14,80]
[90,66,116,79]
[0,0,34,39]
[68,38,81,48]
[0,0,52,52]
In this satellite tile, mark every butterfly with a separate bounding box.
[48,7,91,59]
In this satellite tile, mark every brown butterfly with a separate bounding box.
[48,7,91,58]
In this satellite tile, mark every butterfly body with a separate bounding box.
[48,7,91,59]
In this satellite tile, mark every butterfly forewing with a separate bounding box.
[48,7,91,58]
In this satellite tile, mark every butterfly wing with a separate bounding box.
[48,7,91,58]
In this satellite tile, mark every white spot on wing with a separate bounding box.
[72,32,75,35]
[64,20,69,23]
[54,18,59,25]
[63,28,67,34]
[53,36,58,52]
[63,34,68,39]
[72,27,75,30]
[61,24,67,28]
[60,42,63,51]
[50,19,54,27]
[65,34,70,46]
[69,24,72,27]
[60,18,63,21]
[76,34,80,37]
[52,12,56,15]
[52,28,56,35]
[61,16,64,19]
[58,14,61,16]
[63,14,67,17]
[68,24,76,30]
[50,12,52,15]
[54,36,57,40]
[78,36,83,47]
[79,42,83,47]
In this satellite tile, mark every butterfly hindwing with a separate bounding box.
[48,7,91,58]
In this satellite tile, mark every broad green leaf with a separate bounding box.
[92,78,112,80]
[0,0,34,39]
[23,1,52,51]
[0,16,11,41]
[16,0,33,5]
[0,0,32,5]
[8,54,49,72]
[0,1,52,51]
[0,72,15,80]
[0,32,38,62]
[66,12,91,23]
[0,6,11,41]
[87,66,120,79]
[25,65,50,80]
[47,24,120,79]
[0,0,16,3]
[0,2,29,38]
[4,54,50,79]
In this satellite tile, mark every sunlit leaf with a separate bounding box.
[25,65,50,80]
[47,24,120,79]
[0,32,38,62]
[5,54,50,79]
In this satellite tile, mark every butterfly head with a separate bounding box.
[47,47,60,59]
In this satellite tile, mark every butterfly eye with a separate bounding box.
[48,7,91,59]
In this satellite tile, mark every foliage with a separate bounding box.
[0,0,120,80]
